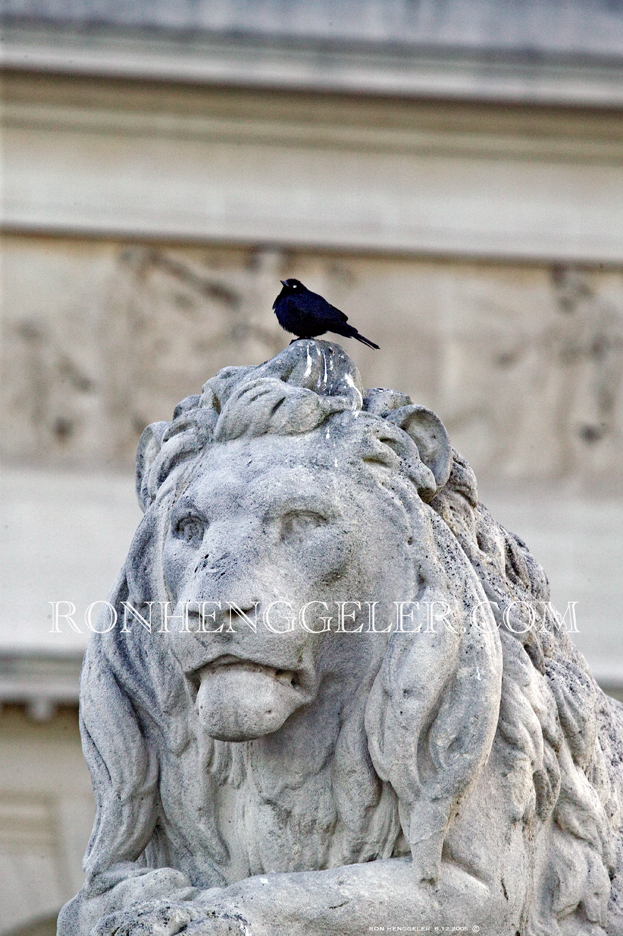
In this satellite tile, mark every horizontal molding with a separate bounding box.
[0,652,82,718]
[3,96,623,263]
[4,24,623,108]
[5,102,623,164]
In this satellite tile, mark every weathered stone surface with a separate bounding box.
[59,340,623,935]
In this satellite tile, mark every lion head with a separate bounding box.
[64,340,623,936]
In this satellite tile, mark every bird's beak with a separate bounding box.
[280,280,287,286]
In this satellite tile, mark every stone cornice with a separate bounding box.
[4,23,623,108]
[0,652,82,719]
[3,75,623,262]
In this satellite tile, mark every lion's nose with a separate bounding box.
[183,600,262,637]
[229,602,261,622]
[195,555,214,573]
[194,547,232,577]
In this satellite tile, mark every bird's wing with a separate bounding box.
[327,302,348,323]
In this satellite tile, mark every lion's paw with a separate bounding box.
[90,901,204,936]
[90,901,253,936]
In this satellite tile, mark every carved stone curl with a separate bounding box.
[59,340,623,936]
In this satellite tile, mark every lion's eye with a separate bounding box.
[174,515,205,545]
[280,512,327,542]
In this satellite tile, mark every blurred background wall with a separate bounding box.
[1,1,623,932]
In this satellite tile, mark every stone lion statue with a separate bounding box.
[59,340,623,936]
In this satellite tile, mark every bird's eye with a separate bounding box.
[173,515,205,545]
[292,284,297,289]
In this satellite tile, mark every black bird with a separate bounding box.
[273,279,380,350]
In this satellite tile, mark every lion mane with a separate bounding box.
[71,341,623,935]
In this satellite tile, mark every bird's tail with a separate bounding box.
[353,330,380,350]
[336,321,380,349]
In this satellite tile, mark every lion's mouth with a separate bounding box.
[189,654,314,742]
[204,655,301,688]
[186,654,305,701]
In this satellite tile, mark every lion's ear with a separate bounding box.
[387,405,452,492]
[135,422,169,512]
